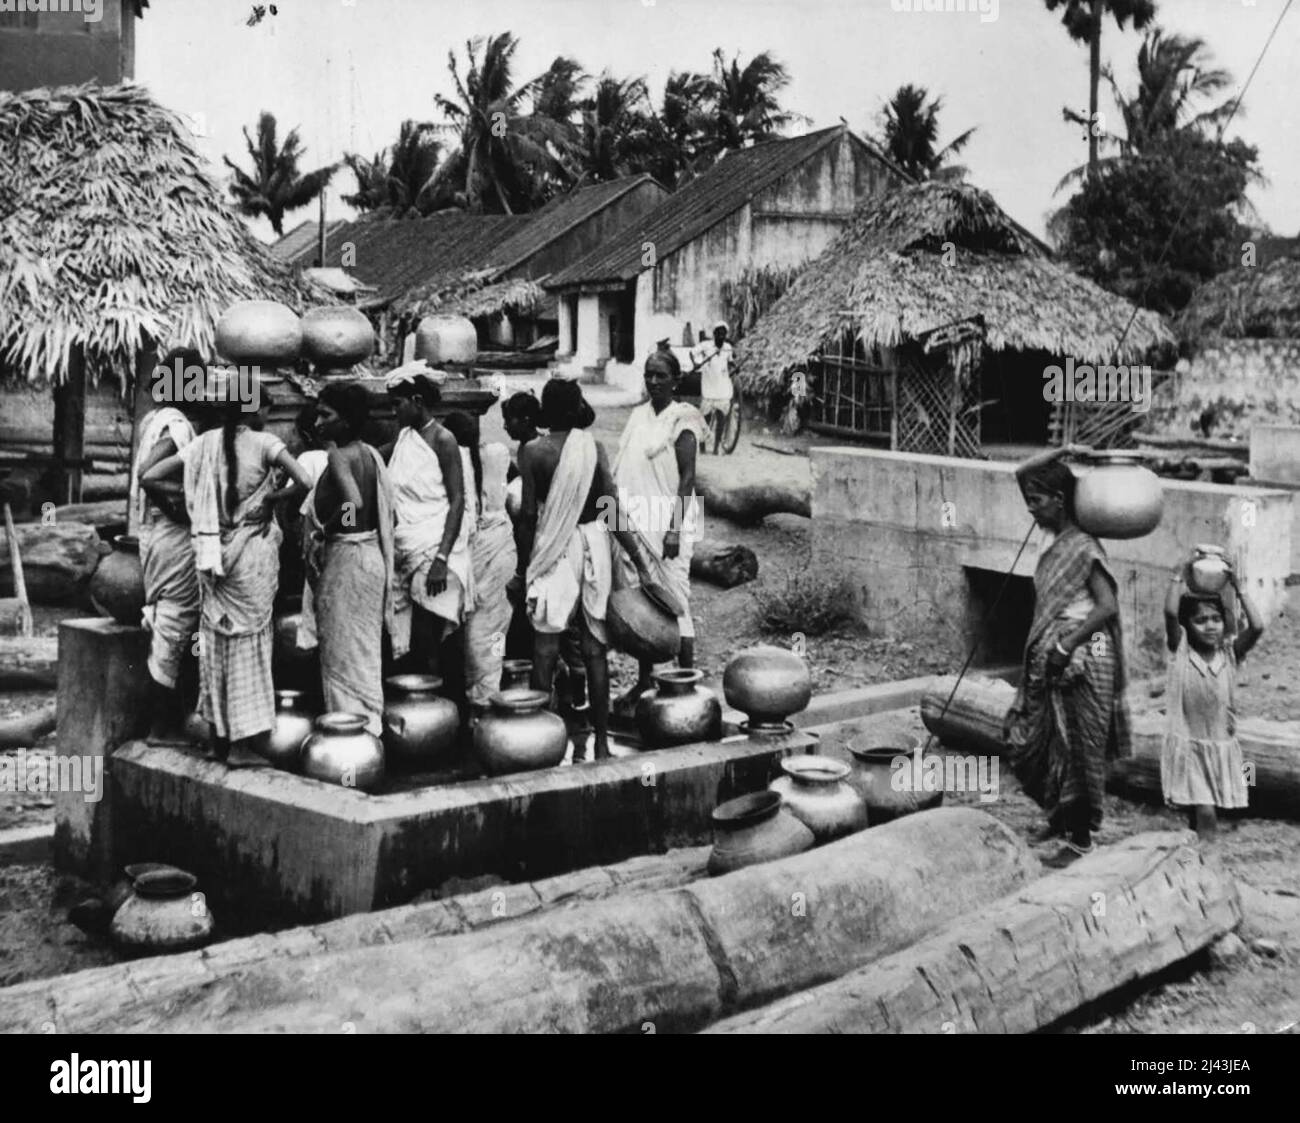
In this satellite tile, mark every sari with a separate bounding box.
[1004,523,1131,832]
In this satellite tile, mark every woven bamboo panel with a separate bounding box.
[895,347,981,458]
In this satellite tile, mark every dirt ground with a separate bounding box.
[2,404,1297,1032]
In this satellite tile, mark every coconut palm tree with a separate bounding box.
[223,112,336,236]
[342,119,450,215]
[573,73,656,185]
[424,32,571,214]
[705,49,803,156]
[1044,0,1158,177]
[645,70,713,188]
[533,56,588,126]
[876,84,976,182]
[1055,30,1247,190]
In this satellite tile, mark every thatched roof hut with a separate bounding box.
[0,82,311,387]
[738,181,1174,399]
[1175,254,1300,342]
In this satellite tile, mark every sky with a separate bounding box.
[135,0,1300,244]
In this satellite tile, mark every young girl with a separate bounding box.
[1162,552,1264,839]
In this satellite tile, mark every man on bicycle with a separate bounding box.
[691,321,734,454]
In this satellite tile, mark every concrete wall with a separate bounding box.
[1250,424,1300,486]
[1151,338,1300,440]
[811,448,1294,673]
[0,1,131,92]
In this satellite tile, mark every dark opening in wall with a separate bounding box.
[964,566,1034,667]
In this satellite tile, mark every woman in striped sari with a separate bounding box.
[1004,446,1131,868]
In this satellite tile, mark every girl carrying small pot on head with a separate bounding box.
[1162,550,1265,840]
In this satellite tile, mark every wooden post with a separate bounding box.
[126,339,159,536]
[318,190,328,267]
[51,346,87,505]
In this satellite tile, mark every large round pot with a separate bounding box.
[1188,544,1231,595]
[215,300,302,367]
[301,305,374,369]
[263,689,314,770]
[1072,452,1163,540]
[707,791,814,876]
[723,645,812,727]
[475,689,568,775]
[635,668,722,748]
[110,868,214,954]
[383,674,460,770]
[500,659,532,691]
[89,534,146,626]
[415,314,478,366]
[607,585,680,663]
[301,712,385,792]
[845,733,943,824]
[768,755,868,843]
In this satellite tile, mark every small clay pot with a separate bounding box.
[89,535,146,626]
[769,755,868,842]
[707,791,814,876]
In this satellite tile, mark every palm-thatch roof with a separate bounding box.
[395,271,546,322]
[1175,254,1300,342]
[737,181,1174,396]
[0,83,314,387]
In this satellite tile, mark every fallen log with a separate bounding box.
[696,459,811,525]
[0,807,1036,1033]
[18,498,129,531]
[689,541,758,588]
[924,676,1300,819]
[0,521,105,603]
[1110,711,1300,819]
[705,832,1241,1033]
[0,702,57,748]
[0,637,59,691]
[920,675,1018,756]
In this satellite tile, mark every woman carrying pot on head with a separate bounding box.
[302,382,395,736]
[142,369,314,762]
[1003,444,1131,868]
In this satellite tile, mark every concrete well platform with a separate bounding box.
[108,726,815,933]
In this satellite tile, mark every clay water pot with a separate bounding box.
[415,314,478,366]
[383,674,460,770]
[215,299,302,367]
[110,868,214,954]
[1072,452,1163,540]
[723,645,812,727]
[301,305,374,369]
[707,791,814,876]
[607,584,680,662]
[768,755,868,843]
[89,534,146,626]
[635,668,722,748]
[500,659,532,691]
[474,689,568,776]
[1188,544,1231,595]
[845,734,944,823]
[263,689,314,770]
[301,712,385,792]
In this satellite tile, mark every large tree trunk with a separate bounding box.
[696,459,811,525]
[689,541,758,588]
[0,808,1036,1033]
[922,676,1300,820]
[0,637,59,690]
[705,833,1241,1033]
[0,522,106,604]
[920,674,1018,756]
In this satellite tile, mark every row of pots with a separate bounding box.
[215,300,376,370]
[707,736,943,876]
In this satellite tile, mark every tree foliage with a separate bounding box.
[875,84,975,182]
[223,111,336,236]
